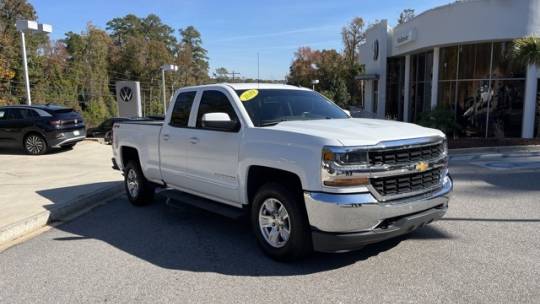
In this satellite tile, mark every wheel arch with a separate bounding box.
[246,165,304,207]
[119,146,141,170]
[22,130,48,147]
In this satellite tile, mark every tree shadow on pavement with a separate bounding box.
[50,195,452,277]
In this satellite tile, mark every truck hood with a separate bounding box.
[269,118,445,146]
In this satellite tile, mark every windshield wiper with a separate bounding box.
[260,119,287,127]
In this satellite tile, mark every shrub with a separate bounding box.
[416,106,460,136]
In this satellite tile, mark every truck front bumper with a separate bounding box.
[304,175,452,253]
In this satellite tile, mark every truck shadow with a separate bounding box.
[50,195,452,276]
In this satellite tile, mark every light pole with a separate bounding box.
[310,63,319,91]
[160,64,178,115]
[312,79,319,91]
[15,20,52,105]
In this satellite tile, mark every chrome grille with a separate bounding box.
[370,168,443,197]
[368,142,444,166]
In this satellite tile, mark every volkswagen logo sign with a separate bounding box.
[119,87,133,102]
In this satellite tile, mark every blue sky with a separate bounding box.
[29,0,451,80]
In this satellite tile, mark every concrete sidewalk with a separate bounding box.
[0,141,123,246]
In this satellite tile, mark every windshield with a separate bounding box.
[235,89,349,127]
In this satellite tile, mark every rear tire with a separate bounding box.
[124,161,155,206]
[251,183,312,261]
[23,134,48,155]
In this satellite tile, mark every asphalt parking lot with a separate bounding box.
[1,154,539,304]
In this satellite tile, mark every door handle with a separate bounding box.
[189,137,199,144]
[162,134,170,141]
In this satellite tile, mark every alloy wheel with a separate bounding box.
[126,169,139,198]
[258,198,291,248]
[25,135,45,155]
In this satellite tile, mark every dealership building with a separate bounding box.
[358,0,540,138]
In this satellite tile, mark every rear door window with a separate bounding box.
[170,91,197,128]
[20,109,39,119]
[5,109,23,120]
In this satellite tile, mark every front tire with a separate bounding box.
[251,183,312,261]
[24,134,48,155]
[124,161,155,206]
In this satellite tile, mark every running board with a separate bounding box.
[158,189,245,220]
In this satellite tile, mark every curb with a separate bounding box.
[449,145,540,161]
[0,182,123,247]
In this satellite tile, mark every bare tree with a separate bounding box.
[398,9,415,24]
[341,17,365,66]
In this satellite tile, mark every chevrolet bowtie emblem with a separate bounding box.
[415,161,429,172]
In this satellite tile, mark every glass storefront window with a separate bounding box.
[438,81,456,111]
[458,43,492,80]
[410,51,433,121]
[487,80,525,137]
[491,42,526,79]
[434,41,527,138]
[455,81,489,137]
[384,40,528,138]
[386,57,405,120]
[439,46,458,80]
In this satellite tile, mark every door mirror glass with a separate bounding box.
[201,112,239,131]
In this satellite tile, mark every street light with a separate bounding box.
[310,63,319,91]
[312,79,319,91]
[160,64,178,115]
[15,20,53,105]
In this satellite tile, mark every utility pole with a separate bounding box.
[257,52,260,84]
[228,71,240,82]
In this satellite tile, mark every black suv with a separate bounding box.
[0,105,86,155]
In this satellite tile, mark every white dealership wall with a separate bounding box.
[359,0,540,138]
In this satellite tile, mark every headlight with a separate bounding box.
[442,138,448,156]
[322,147,370,187]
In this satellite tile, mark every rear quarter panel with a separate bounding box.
[114,122,163,183]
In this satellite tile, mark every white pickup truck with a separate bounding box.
[112,83,452,260]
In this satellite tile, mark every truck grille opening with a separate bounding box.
[370,168,443,198]
[368,142,444,166]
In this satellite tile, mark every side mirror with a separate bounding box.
[201,112,239,131]
[342,109,351,117]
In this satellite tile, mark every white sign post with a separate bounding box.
[116,81,142,118]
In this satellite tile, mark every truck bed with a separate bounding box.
[113,120,163,183]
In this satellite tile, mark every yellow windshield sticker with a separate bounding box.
[239,89,259,102]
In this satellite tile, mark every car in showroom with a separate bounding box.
[0,104,86,155]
